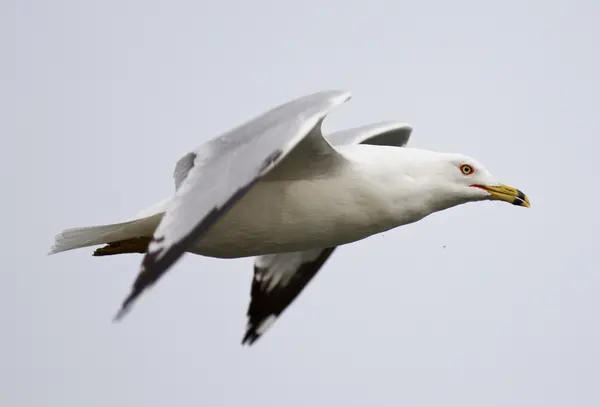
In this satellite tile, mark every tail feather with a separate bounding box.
[48,214,162,255]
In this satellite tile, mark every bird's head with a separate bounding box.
[419,151,531,210]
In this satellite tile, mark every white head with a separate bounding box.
[393,148,530,214]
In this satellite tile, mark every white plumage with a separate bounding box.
[49,90,530,345]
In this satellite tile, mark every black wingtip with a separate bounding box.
[113,290,138,322]
[113,306,129,322]
[113,254,163,324]
[241,330,259,346]
[241,314,280,346]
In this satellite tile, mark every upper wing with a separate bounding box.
[326,121,412,147]
[115,90,352,320]
[242,121,413,344]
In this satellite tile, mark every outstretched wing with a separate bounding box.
[115,90,352,320]
[242,121,412,345]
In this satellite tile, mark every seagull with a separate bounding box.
[49,90,530,345]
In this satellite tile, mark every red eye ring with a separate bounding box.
[460,164,474,175]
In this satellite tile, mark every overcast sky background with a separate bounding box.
[3,0,600,405]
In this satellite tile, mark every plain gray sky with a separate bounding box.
[4,0,600,405]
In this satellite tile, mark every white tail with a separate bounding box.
[48,198,169,255]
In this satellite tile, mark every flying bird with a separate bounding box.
[49,90,530,345]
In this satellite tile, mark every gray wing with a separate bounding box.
[242,121,413,345]
[326,121,412,147]
[115,90,352,320]
[173,152,196,191]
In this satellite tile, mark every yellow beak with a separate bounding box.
[472,184,531,208]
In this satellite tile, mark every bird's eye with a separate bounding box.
[460,164,474,175]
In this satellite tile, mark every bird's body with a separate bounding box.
[197,144,428,258]
[49,90,530,345]
[66,145,477,259]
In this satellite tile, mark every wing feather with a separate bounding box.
[173,152,196,190]
[114,90,351,320]
[327,121,412,147]
[242,248,336,345]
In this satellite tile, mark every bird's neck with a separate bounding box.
[341,145,468,227]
